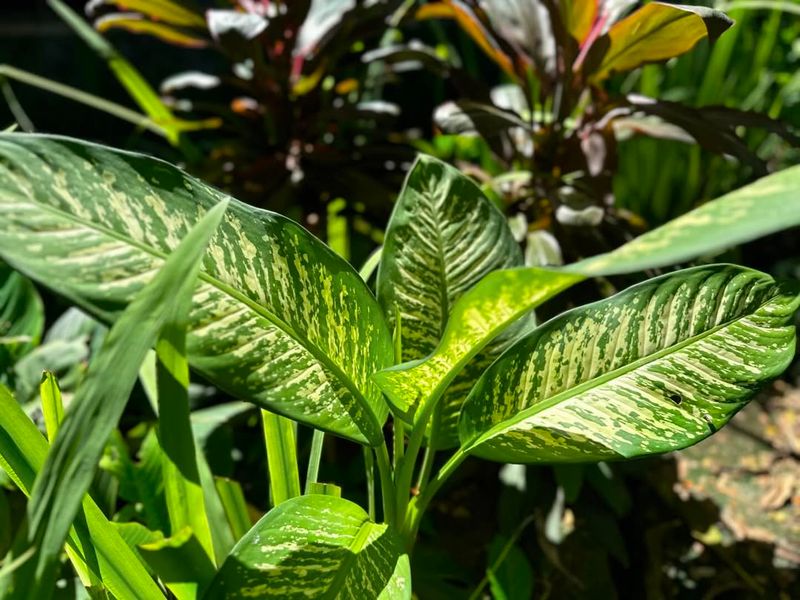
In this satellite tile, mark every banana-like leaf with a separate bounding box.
[0,134,393,445]
[570,164,800,276]
[376,155,523,431]
[589,3,733,81]
[459,265,800,463]
[204,495,411,599]
[0,263,43,373]
[375,268,582,438]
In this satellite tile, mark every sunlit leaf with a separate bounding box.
[589,3,733,81]
[375,155,524,436]
[459,265,800,463]
[85,0,205,28]
[560,0,597,44]
[3,196,227,599]
[95,13,208,48]
[204,495,411,599]
[570,164,800,276]
[0,134,393,445]
[0,385,163,600]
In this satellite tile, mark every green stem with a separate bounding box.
[261,410,301,506]
[414,445,435,493]
[363,447,376,520]
[394,423,426,528]
[467,515,536,600]
[304,429,325,494]
[0,65,166,137]
[404,449,468,542]
[374,443,396,527]
[393,419,405,470]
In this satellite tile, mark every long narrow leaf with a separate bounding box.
[0,385,163,599]
[6,200,227,598]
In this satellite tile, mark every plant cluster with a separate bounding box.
[0,133,799,597]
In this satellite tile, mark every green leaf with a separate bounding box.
[214,477,251,542]
[86,0,206,28]
[569,164,800,276]
[0,262,43,373]
[459,265,800,463]
[376,155,525,435]
[204,494,411,599]
[156,320,215,563]
[48,0,187,146]
[0,385,163,600]
[374,269,582,430]
[5,198,227,599]
[261,410,301,506]
[0,133,393,445]
[94,14,208,48]
[589,2,733,81]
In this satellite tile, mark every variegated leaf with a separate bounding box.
[0,262,43,373]
[376,155,524,442]
[569,164,800,276]
[0,134,393,445]
[459,265,800,463]
[204,494,411,599]
[374,268,583,444]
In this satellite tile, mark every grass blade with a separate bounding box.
[214,478,251,542]
[261,410,301,507]
[5,200,228,598]
[0,385,163,599]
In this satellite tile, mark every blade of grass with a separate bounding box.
[48,0,183,146]
[304,429,325,494]
[156,321,215,564]
[5,199,228,599]
[0,66,166,137]
[213,478,251,541]
[0,385,163,599]
[261,410,301,506]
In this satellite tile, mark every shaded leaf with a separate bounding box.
[459,265,800,463]
[204,495,411,599]
[0,134,393,445]
[0,263,43,375]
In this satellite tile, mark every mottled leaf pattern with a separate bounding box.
[204,495,411,599]
[570,164,800,276]
[459,265,800,463]
[0,134,393,445]
[376,155,524,444]
[375,269,582,441]
[0,263,43,372]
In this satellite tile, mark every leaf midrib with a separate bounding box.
[464,290,776,451]
[16,191,382,441]
[322,514,379,600]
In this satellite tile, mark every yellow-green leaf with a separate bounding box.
[95,14,208,48]
[459,265,800,463]
[589,2,733,81]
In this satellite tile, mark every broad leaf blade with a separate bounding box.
[569,164,800,276]
[204,495,411,599]
[459,265,800,463]
[376,155,524,434]
[0,133,393,445]
[589,2,733,81]
[6,199,227,598]
[374,268,582,431]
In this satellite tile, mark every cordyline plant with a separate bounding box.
[79,0,416,219]
[0,133,799,598]
[409,0,800,259]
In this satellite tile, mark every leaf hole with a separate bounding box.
[702,412,717,434]
[668,393,682,406]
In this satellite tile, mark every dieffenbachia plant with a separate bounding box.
[0,133,798,598]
